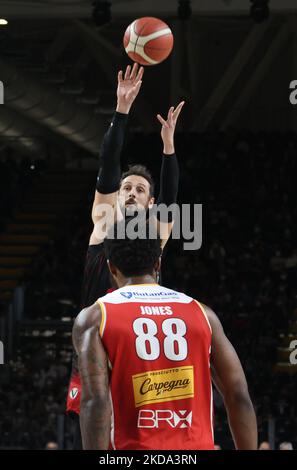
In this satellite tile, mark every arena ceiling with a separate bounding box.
[0,0,297,20]
[0,1,296,157]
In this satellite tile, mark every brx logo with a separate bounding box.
[138,409,192,428]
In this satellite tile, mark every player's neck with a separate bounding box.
[120,274,157,288]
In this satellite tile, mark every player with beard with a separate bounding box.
[66,62,184,449]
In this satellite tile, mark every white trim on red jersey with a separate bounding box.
[193,300,212,335]
[109,388,116,450]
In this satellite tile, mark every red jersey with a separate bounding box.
[98,284,214,450]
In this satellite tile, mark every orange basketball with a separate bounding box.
[123,17,174,66]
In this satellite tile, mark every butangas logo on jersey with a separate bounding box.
[138,409,193,428]
[132,366,194,407]
[120,291,179,300]
[69,388,79,399]
[121,292,133,299]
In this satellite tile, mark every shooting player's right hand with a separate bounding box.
[116,63,144,114]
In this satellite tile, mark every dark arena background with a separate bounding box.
[0,0,296,452]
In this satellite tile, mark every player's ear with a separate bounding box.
[154,256,161,275]
[148,196,155,209]
[107,259,117,277]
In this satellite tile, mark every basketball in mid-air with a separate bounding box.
[123,17,174,66]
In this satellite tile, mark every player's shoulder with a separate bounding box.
[195,302,221,332]
[74,302,102,331]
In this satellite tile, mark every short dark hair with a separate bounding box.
[104,217,161,277]
[120,164,154,197]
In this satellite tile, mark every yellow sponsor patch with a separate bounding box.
[132,366,194,407]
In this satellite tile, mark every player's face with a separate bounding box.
[118,175,154,211]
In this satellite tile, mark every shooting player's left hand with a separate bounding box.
[157,101,185,154]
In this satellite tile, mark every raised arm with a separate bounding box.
[90,63,144,245]
[203,304,258,450]
[155,102,184,248]
[72,303,111,450]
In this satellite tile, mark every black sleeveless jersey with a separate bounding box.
[80,243,112,308]
[68,243,112,383]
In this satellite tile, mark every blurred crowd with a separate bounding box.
[23,211,88,321]
[0,351,70,449]
[0,129,296,449]
[0,147,46,229]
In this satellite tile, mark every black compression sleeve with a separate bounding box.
[96,112,128,194]
[157,153,179,205]
[157,153,179,222]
